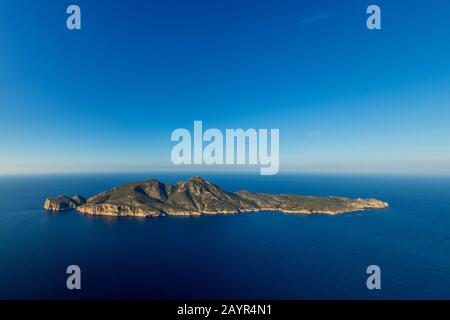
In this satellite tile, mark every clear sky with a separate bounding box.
[0,0,449,174]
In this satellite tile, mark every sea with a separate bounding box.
[0,173,449,299]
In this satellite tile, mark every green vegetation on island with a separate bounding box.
[44,176,388,217]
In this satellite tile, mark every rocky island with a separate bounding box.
[44,176,388,217]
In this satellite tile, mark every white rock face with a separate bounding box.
[44,195,86,211]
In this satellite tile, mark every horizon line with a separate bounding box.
[1,170,450,177]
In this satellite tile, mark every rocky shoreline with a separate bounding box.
[44,176,388,217]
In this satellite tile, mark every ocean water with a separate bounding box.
[0,173,449,300]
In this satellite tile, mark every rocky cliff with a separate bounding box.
[44,176,388,217]
[44,195,86,211]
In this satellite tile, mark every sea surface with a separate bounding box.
[0,173,449,299]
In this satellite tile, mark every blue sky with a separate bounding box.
[0,0,449,174]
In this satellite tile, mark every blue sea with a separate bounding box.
[0,173,449,299]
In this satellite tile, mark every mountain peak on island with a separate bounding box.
[187,176,207,182]
[179,176,211,187]
[43,176,388,217]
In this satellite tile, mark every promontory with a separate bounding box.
[44,176,388,217]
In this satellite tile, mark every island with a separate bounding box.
[43,176,388,217]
